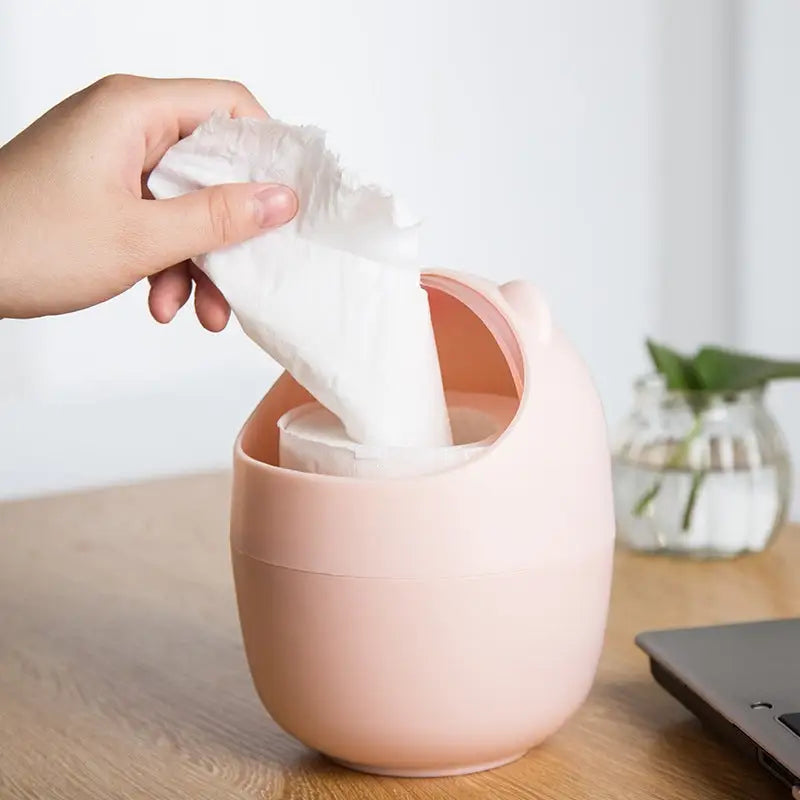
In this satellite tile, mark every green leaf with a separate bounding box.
[693,347,800,392]
[645,339,703,390]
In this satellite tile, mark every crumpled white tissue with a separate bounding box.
[148,113,451,448]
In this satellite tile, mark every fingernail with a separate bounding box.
[253,185,297,228]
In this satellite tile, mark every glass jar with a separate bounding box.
[612,374,791,558]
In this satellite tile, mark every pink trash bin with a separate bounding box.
[230,270,614,777]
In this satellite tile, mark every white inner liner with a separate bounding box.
[278,392,517,478]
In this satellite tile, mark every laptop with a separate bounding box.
[636,618,800,796]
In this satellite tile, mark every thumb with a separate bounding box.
[136,183,297,275]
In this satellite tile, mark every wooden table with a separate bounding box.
[1,473,798,799]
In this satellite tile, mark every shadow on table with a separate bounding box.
[599,678,785,800]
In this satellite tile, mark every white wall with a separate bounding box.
[654,0,739,350]
[736,0,800,517]
[1,0,659,498]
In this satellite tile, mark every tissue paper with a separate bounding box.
[148,113,451,448]
[278,392,517,478]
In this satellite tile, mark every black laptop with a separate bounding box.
[637,618,800,796]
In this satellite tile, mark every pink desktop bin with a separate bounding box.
[230,271,615,777]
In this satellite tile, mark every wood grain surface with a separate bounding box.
[0,472,798,799]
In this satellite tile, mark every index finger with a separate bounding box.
[138,77,269,170]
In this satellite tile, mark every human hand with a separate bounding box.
[0,74,297,329]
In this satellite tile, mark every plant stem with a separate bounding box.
[681,469,707,531]
[633,481,663,516]
[632,414,703,518]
